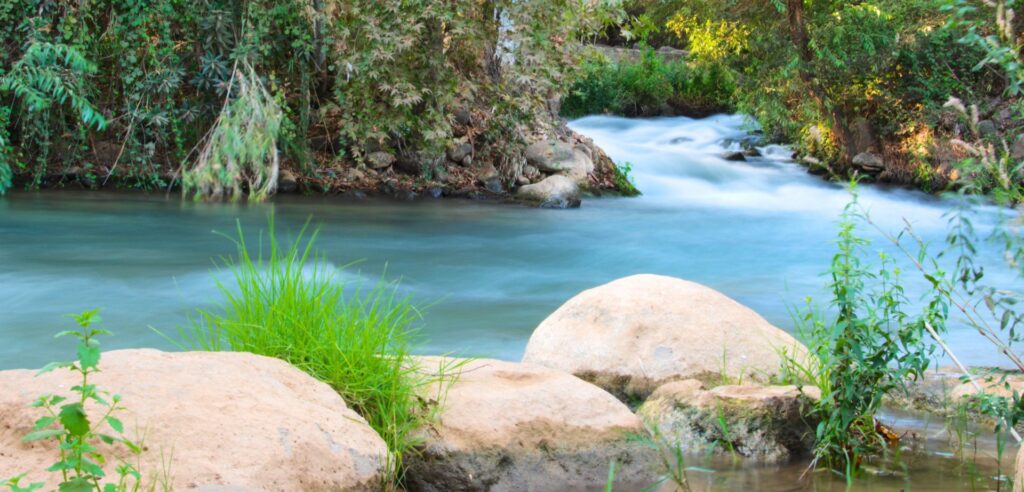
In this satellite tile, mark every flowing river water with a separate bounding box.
[0,114,1020,489]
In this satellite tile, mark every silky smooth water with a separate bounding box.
[1,114,1021,490]
[0,114,1020,370]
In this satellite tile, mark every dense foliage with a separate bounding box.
[561,48,735,118]
[0,1,623,198]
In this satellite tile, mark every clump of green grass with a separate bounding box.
[178,218,443,486]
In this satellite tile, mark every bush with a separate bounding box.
[179,218,457,486]
[781,187,941,479]
[561,48,735,118]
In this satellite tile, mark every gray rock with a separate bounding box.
[638,381,817,462]
[476,163,503,193]
[1012,136,1024,160]
[516,175,581,209]
[852,152,885,173]
[655,46,687,61]
[722,151,747,162]
[365,151,396,170]
[525,140,594,185]
[453,108,473,127]
[447,143,473,165]
[525,140,575,170]
[978,119,998,137]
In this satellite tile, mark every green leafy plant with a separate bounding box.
[178,217,460,486]
[0,39,106,194]
[3,310,154,492]
[780,185,942,481]
[183,61,282,202]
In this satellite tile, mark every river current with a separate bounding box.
[0,114,1018,370]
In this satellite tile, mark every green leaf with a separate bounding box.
[22,429,66,442]
[58,477,93,492]
[77,342,100,370]
[106,416,124,433]
[36,361,72,375]
[33,416,56,430]
[58,403,89,437]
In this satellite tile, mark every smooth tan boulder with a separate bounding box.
[404,357,658,492]
[638,381,816,462]
[517,175,582,209]
[1016,445,1024,492]
[0,349,387,491]
[522,274,807,400]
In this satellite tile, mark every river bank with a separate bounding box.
[9,124,636,209]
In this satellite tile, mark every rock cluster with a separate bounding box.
[0,275,822,490]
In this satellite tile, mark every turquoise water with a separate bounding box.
[0,114,1019,371]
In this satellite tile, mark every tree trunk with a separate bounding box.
[785,0,856,169]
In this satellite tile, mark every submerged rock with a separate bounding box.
[522,274,808,400]
[638,381,817,462]
[404,357,657,491]
[516,175,581,209]
[893,366,1024,429]
[722,151,747,162]
[0,349,387,491]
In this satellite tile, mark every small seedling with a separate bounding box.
[3,310,149,492]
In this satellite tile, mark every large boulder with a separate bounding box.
[1016,445,1024,492]
[404,357,658,492]
[522,275,807,400]
[516,175,581,209]
[0,349,387,491]
[525,140,594,185]
[637,380,817,462]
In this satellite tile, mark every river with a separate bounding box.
[2,114,1017,370]
[1,114,1020,489]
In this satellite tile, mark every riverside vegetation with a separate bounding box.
[566,0,1024,195]
[0,1,635,200]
